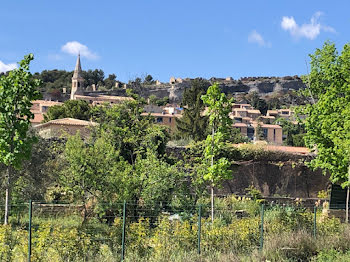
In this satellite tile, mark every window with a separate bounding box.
[247,127,254,139]
[169,117,172,123]
[273,129,276,141]
[156,117,163,123]
[263,128,268,138]
[78,82,80,88]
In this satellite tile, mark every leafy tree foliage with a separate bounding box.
[103,74,117,89]
[93,100,169,164]
[302,42,350,182]
[201,83,234,222]
[34,70,72,95]
[0,54,41,224]
[246,91,268,115]
[275,117,305,147]
[176,78,210,141]
[0,136,57,202]
[82,69,105,87]
[44,100,92,122]
[156,96,169,106]
[56,100,186,219]
[148,95,158,105]
[301,42,350,219]
[144,74,155,84]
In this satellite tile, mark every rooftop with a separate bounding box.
[141,112,182,118]
[234,143,311,155]
[32,100,63,106]
[35,118,98,128]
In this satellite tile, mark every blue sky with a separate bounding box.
[0,1,348,82]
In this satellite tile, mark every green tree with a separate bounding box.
[148,95,158,105]
[34,69,72,95]
[301,41,350,221]
[82,69,105,87]
[275,117,305,146]
[176,78,210,141]
[104,74,117,89]
[44,99,92,122]
[156,96,169,106]
[62,132,129,221]
[144,74,154,84]
[0,135,57,202]
[246,91,268,114]
[93,100,169,165]
[0,54,41,224]
[201,83,233,222]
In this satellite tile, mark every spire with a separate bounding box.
[72,53,82,79]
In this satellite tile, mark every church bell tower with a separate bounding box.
[70,54,84,100]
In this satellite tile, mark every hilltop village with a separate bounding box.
[31,55,302,146]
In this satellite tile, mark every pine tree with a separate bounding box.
[176,78,210,141]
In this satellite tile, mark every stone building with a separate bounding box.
[34,118,97,139]
[70,54,84,100]
[70,54,132,104]
[30,100,62,126]
[231,103,283,145]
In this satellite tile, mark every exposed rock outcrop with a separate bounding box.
[136,76,306,103]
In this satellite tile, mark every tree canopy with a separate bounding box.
[44,99,92,122]
[302,41,350,186]
[0,54,41,224]
[176,78,210,141]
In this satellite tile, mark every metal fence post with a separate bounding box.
[121,200,126,262]
[28,200,32,262]
[259,204,264,251]
[313,206,317,238]
[197,205,202,255]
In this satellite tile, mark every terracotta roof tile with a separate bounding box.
[34,118,97,128]
[233,123,248,127]
[141,112,182,118]
[233,143,311,155]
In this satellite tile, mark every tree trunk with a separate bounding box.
[346,187,349,224]
[4,166,11,225]
[211,126,214,224]
[211,185,214,224]
[346,164,350,223]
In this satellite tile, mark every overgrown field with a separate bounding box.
[1,196,349,262]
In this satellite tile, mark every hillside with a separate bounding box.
[137,76,306,103]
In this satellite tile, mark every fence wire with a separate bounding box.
[0,198,336,261]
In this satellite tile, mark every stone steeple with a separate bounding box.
[71,54,84,100]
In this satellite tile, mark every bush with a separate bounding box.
[1,197,350,261]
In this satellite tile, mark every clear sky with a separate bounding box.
[0,1,348,82]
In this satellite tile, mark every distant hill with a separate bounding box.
[136,76,306,103]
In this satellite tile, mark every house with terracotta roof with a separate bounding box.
[141,112,181,132]
[30,100,62,126]
[34,118,97,139]
[247,109,261,120]
[253,123,283,145]
[233,122,283,145]
[267,108,294,120]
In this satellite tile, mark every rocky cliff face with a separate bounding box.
[138,76,306,103]
[220,160,328,198]
[166,145,329,198]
